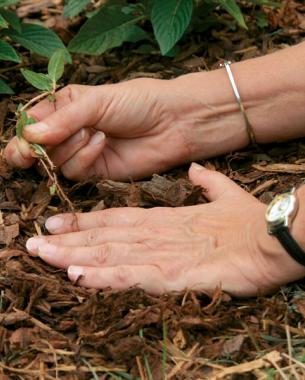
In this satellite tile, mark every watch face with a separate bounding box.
[266,193,297,227]
[268,195,292,222]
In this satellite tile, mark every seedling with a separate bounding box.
[16,49,74,210]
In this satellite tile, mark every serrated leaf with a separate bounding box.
[0,9,21,33]
[151,0,193,56]
[48,49,65,83]
[68,5,145,55]
[0,39,21,62]
[21,69,53,91]
[0,0,18,7]
[0,78,13,94]
[6,23,72,63]
[63,0,91,18]
[0,13,8,28]
[217,0,247,29]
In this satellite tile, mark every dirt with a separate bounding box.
[1,1,305,379]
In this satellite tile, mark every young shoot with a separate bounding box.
[16,49,74,210]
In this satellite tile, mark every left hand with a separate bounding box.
[25,163,305,296]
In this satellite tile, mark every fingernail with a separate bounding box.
[45,216,64,232]
[26,237,46,255]
[70,129,86,144]
[38,243,57,257]
[89,131,105,146]
[24,122,49,134]
[68,266,84,281]
[191,162,206,171]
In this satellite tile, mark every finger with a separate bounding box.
[26,224,205,253]
[188,162,248,201]
[27,84,89,123]
[67,264,177,294]
[49,128,90,167]
[44,207,179,235]
[23,86,102,145]
[4,137,36,168]
[60,131,106,180]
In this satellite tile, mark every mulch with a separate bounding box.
[1,1,305,378]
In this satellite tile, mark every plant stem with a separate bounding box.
[20,91,50,113]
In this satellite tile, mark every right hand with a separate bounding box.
[5,79,197,181]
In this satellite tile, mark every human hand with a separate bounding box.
[4,78,204,181]
[25,163,305,296]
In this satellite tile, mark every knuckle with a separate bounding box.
[161,261,183,282]
[93,244,112,266]
[113,265,132,287]
[84,229,99,246]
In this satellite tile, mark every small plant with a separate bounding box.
[0,0,69,94]
[16,48,74,210]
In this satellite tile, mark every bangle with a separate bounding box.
[220,60,257,146]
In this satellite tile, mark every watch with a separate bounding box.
[265,187,305,266]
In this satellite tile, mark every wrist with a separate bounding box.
[257,186,305,289]
[171,70,250,161]
[171,42,305,161]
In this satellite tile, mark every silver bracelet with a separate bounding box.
[220,60,257,146]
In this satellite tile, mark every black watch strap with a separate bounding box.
[272,226,305,266]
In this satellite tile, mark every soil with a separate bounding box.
[1,1,305,379]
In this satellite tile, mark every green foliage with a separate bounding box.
[21,69,53,91]
[217,0,247,29]
[16,109,35,138]
[68,4,147,55]
[0,2,70,94]
[151,0,193,55]
[64,0,280,57]
[47,48,66,83]
[63,0,91,18]
[21,48,66,91]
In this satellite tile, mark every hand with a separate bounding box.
[25,163,305,296]
[4,79,203,181]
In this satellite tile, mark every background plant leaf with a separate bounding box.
[6,23,71,62]
[63,0,91,18]
[0,39,20,62]
[0,13,8,28]
[68,5,146,55]
[0,0,19,7]
[151,0,193,55]
[217,0,247,29]
[48,48,65,83]
[0,78,13,94]
[0,9,21,33]
[21,69,53,91]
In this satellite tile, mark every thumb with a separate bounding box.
[23,88,103,146]
[188,162,247,202]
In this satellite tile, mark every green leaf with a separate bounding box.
[0,9,21,33]
[31,143,47,157]
[0,39,21,62]
[21,69,53,91]
[63,0,91,18]
[16,110,36,139]
[0,78,13,94]
[0,13,8,28]
[48,48,65,83]
[68,5,145,55]
[151,0,193,56]
[217,0,247,29]
[49,183,57,196]
[0,0,19,7]
[6,23,72,63]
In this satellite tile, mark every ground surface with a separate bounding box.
[1,1,305,379]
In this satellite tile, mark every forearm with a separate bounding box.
[173,41,305,160]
